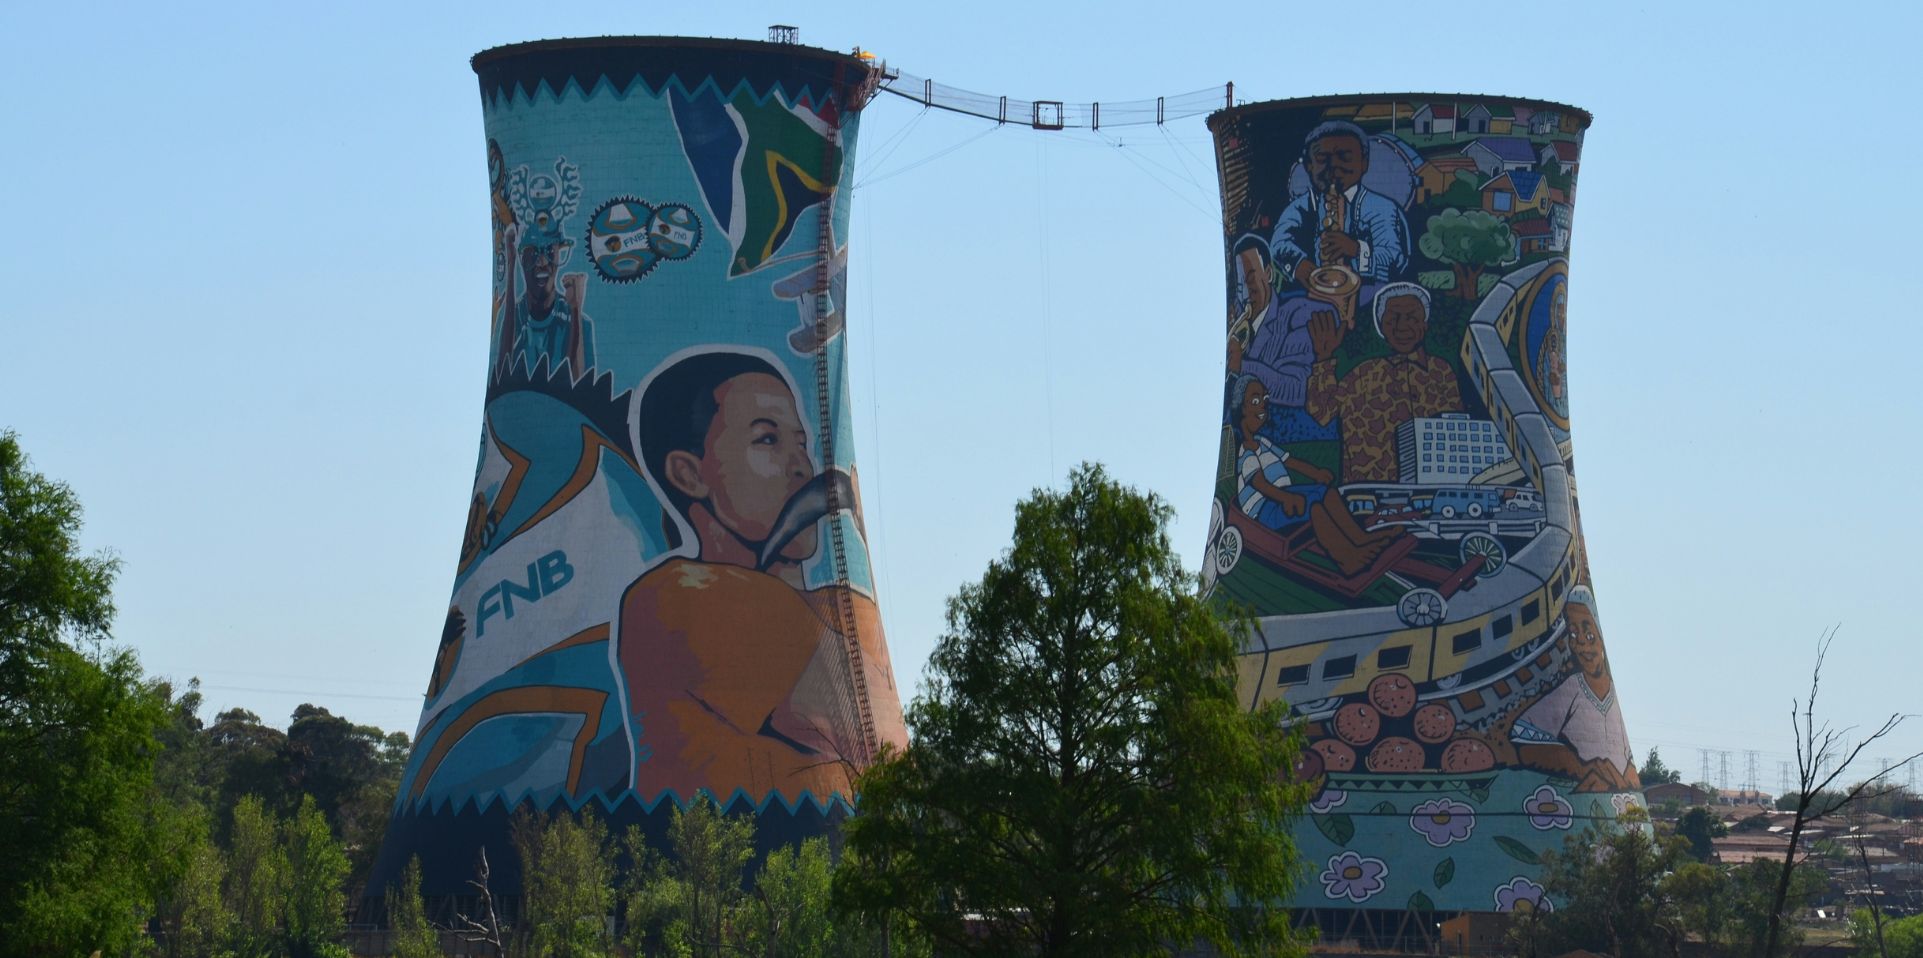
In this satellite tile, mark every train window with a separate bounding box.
[1323,655,1357,680]
[1492,616,1514,640]
[1276,664,1311,686]
[1451,629,1482,655]
[1377,646,1412,669]
[1522,599,1541,624]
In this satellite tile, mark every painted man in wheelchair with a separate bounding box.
[1231,371,1405,576]
[617,349,904,805]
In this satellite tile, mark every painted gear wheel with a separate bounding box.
[586,196,660,283]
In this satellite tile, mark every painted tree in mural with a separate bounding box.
[838,464,1308,958]
[1418,208,1514,298]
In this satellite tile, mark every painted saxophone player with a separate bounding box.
[620,348,903,803]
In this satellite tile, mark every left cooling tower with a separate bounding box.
[369,37,906,898]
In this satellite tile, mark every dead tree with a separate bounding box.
[1763,630,1923,957]
[455,848,509,956]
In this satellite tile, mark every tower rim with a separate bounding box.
[1209,93,1592,131]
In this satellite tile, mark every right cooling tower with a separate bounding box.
[1204,96,1640,928]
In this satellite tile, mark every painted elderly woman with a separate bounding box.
[1231,372,1402,576]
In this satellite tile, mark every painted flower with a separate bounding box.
[1319,851,1389,904]
[1612,792,1643,816]
[1494,876,1553,913]
[1310,788,1348,813]
[1408,798,1476,847]
[1524,784,1573,830]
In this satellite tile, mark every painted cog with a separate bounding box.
[647,203,702,261]
[587,196,660,283]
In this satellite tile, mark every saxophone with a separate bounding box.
[1308,180,1361,329]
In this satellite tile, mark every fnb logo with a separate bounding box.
[475,550,575,637]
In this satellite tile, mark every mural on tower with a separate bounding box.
[1205,96,1638,916]
[374,38,905,897]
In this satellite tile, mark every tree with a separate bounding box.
[0,430,171,956]
[750,838,835,958]
[152,811,232,958]
[1525,808,1685,957]
[283,796,350,958]
[1855,910,1923,958]
[1764,631,1923,957]
[1675,805,1726,862]
[385,857,441,958]
[623,796,754,958]
[1642,746,1682,786]
[1416,208,1514,299]
[225,795,287,957]
[1664,861,1730,954]
[837,463,1308,958]
[514,806,616,958]
[1732,858,1825,957]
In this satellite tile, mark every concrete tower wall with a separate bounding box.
[372,37,905,897]
[1206,95,1638,920]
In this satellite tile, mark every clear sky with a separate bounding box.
[4,0,1919,793]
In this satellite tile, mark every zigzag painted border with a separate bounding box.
[474,38,870,114]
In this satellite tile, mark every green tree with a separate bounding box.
[283,796,350,958]
[0,430,172,956]
[1416,208,1514,299]
[1855,910,1923,958]
[1642,746,1682,785]
[385,857,440,958]
[623,797,754,958]
[1663,861,1730,953]
[1676,805,1727,862]
[1728,858,1824,957]
[837,463,1308,958]
[156,823,234,958]
[514,806,616,958]
[283,703,409,884]
[225,795,287,958]
[748,838,835,958]
[1526,808,1685,957]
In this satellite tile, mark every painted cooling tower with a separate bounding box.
[370,37,905,897]
[1203,96,1638,933]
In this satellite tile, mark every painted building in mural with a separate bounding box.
[1204,95,1639,927]
[370,37,905,897]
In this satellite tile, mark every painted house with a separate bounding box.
[1416,155,1482,203]
[1511,217,1554,255]
[1461,103,1493,134]
[1353,101,1414,128]
[1463,136,1538,176]
[1480,170,1549,217]
[1540,141,1580,175]
[1412,103,1456,135]
[1528,110,1561,136]
[1549,204,1572,252]
[1487,104,1515,134]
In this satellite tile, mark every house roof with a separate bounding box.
[1420,103,1457,119]
[1545,141,1581,161]
[1463,103,1492,118]
[1467,136,1537,163]
[1426,155,1481,173]
[1511,218,1552,237]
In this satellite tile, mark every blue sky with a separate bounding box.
[4,0,1920,792]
